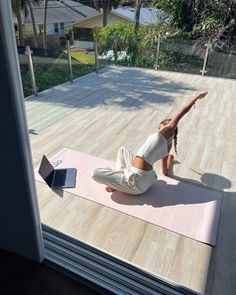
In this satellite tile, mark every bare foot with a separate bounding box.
[105,186,116,193]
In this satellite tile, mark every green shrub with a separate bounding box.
[22,64,96,97]
[98,22,138,63]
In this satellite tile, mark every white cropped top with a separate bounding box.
[136,132,168,166]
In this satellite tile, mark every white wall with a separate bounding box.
[46,23,55,35]
[36,22,73,37]
[74,40,94,50]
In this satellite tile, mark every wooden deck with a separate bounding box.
[26,66,236,295]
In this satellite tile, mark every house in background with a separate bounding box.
[23,0,98,38]
[72,7,160,50]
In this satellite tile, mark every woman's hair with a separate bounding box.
[159,118,178,154]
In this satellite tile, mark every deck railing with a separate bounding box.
[18,39,236,97]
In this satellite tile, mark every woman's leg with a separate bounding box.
[115,146,134,171]
[92,167,136,194]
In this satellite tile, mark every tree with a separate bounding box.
[152,0,200,32]
[98,20,176,68]
[134,0,142,42]
[93,0,120,27]
[27,0,39,47]
[43,0,49,49]
[12,0,25,46]
[12,0,39,47]
[191,1,236,48]
[153,0,236,48]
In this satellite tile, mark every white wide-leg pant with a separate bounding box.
[92,147,157,195]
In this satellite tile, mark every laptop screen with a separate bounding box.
[38,155,54,187]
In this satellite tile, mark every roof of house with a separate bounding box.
[24,0,98,25]
[72,6,160,28]
[112,7,160,25]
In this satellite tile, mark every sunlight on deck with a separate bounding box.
[26,66,236,295]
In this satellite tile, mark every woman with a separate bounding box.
[92,91,208,194]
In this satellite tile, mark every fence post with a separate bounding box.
[155,36,161,70]
[94,35,99,73]
[67,40,73,83]
[93,27,99,73]
[200,42,211,76]
[71,29,75,45]
[24,46,37,96]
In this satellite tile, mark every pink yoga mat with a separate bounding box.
[35,148,222,246]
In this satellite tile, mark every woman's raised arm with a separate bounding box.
[160,91,208,140]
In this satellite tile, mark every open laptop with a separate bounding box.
[38,155,77,188]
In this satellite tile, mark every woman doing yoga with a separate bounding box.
[92,91,208,194]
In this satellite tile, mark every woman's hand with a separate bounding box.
[196,91,208,100]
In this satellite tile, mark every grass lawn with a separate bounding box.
[70,51,95,64]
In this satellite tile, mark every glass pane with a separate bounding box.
[207,47,236,79]
[157,39,204,75]
[18,41,96,98]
